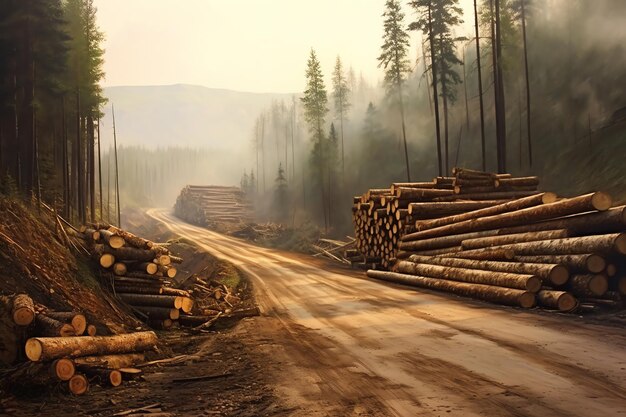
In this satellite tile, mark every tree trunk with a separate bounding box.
[427,3,443,177]
[461,229,569,250]
[113,285,163,295]
[395,260,541,291]
[73,353,145,369]
[25,331,158,362]
[537,290,578,312]
[44,312,87,335]
[407,254,569,286]
[443,248,514,261]
[405,192,611,241]
[367,269,536,308]
[34,314,76,337]
[395,187,454,200]
[98,229,125,249]
[11,294,35,326]
[513,254,606,274]
[88,115,95,222]
[68,374,89,395]
[76,365,122,387]
[568,274,608,298]
[433,190,540,201]
[474,0,487,171]
[521,0,532,166]
[94,244,156,262]
[117,294,183,309]
[399,230,500,251]
[132,306,179,320]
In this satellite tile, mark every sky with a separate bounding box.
[95,0,476,94]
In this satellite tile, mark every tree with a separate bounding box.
[378,0,412,181]
[331,56,351,180]
[473,0,487,171]
[301,49,329,231]
[327,123,339,228]
[410,0,465,175]
[273,163,288,222]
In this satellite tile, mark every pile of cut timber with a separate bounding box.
[80,223,194,329]
[352,168,541,269]
[355,168,626,312]
[1,293,156,395]
[175,185,253,227]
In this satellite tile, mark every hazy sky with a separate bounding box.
[95,0,475,93]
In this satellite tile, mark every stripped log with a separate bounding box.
[407,254,569,286]
[406,193,611,241]
[45,312,87,335]
[513,254,606,274]
[25,331,158,362]
[11,294,35,326]
[367,270,536,308]
[461,230,570,250]
[395,261,542,291]
[568,274,608,297]
[537,290,578,312]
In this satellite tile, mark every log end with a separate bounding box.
[86,324,97,336]
[170,309,180,320]
[25,338,43,362]
[541,192,558,204]
[60,324,76,337]
[615,234,626,255]
[71,314,87,335]
[519,292,536,309]
[549,265,570,287]
[109,370,123,387]
[527,276,543,293]
[52,358,75,381]
[13,307,35,327]
[557,293,579,312]
[181,297,194,314]
[146,263,158,275]
[109,236,126,249]
[68,374,89,395]
[589,275,609,297]
[100,254,115,268]
[591,191,612,211]
[587,254,607,274]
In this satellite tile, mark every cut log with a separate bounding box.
[537,290,578,312]
[0,296,21,365]
[74,353,145,369]
[51,358,76,381]
[86,324,97,336]
[114,276,165,286]
[113,285,163,295]
[68,374,89,395]
[125,271,163,280]
[367,270,536,308]
[98,230,126,249]
[108,226,154,250]
[395,187,455,200]
[497,206,626,236]
[169,255,184,264]
[94,244,156,262]
[390,182,436,194]
[11,294,35,326]
[34,314,76,337]
[406,193,610,241]
[113,262,128,276]
[25,331,158,362]
[442,249,515,261]
[433,190,541,201]
[132,306,179,320]
[180,297,194,314]
[568,274,608,297]
[461,229,570,250]
[495,176,539,188]
[156,255,172,266]
[408,193,557,237]
[117,294,182,309]
[395,261,542,291]
[147,319,173,329]
[514,254,606,274]
[407,201,505,216]
[157,265,177,278]
[399,230,500,251]
[77,365,122,387]
[469,233,626,256]
[45,312,87,335]
[407,255,569,286]
[161,288,191,297]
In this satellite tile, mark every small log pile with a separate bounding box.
[174,185,253,227]
[79,223,196,330]
[355,168,626,312]
[313,238,356,264]
[1,293,156,395]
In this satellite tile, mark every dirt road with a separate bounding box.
[147,208,626,417]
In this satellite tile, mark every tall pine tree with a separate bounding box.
[331,56,350,180]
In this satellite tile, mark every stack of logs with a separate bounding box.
[1,293,156,395]
[81,223,193,329]
[354,168,626,312]
[174,185,253,227]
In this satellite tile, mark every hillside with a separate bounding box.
[100,84,294,150]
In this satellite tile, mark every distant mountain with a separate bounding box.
[99,84,294,151]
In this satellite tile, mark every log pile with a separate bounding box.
[79,223,197,330]
[1,293,156,395]
[174,185,253,227]
[355,168,626,312]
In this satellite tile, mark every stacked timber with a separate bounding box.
[80,223,193,330]
[352,168,541,269]
[0,293,155,395]
[174,185,253,227]
[355,168,625,312]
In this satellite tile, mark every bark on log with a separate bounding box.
[514,254,606,274]
[161,288,191,297]
[399,230,500,251]
[45,312,87,335]
[51,358,76,381]
[395,260,542,291]
[114,276,165,286]
[34,314,76,337]
[468,233,626,256]
[132,306,179,320]
[86,325,97,336]
[25,331,158,362]
[125,271,163,280]
[395,187,455,200]
[169,255,184,264]
[133,262,157,275]
[367,270,536,308]
[73,353,145,369]
[461,229,569,250]
[113,262,128,276]
[11,294,35,326]
[408,193,557,237]
[497,206,626,236]
[157,265,177,278]
[98,230,126,249]
[0,296,21,365]
[537,290,578,312]
[495,176,539,188]
[442,248,515,261]
[108,226,154,250]
[407,254,569,286]
[407,200,505,216]
[117,294,182,309]
[94,244,156,262]
[433,191,540,201]
[77,365,122,387]
[413,246,463,256]
[406,193,612,241]
[113,285,163,295]
[390,182,436,194]
[68,374,89,395]
[568,274,608,297]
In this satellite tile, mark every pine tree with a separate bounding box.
[273,163,288,222]
[301,49,329,231]
[331,56,350,179]
[409,0,465,175]
[378,0,412,181]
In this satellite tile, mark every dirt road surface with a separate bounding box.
[147,208,626,417]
